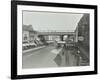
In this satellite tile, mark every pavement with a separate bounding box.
[23,45,46,53]
[54,47,80,67]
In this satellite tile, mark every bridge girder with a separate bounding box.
[37,32,75,35]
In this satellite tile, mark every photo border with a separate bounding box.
[11,0,98,79]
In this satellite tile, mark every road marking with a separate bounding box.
[51,48,62,54]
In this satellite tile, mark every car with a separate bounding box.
[22,41,30,50]
[29,42,37,48]
[57,41,66,44]
[55,41,66,48]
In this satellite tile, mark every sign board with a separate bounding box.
[78,36,84,41]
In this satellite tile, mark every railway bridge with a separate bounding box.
[37,29,78,42]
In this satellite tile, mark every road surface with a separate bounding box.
[22,45,80,69]
[22,46,59,68]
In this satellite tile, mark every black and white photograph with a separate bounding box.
[22,11,90,69]
[11,1,97,79]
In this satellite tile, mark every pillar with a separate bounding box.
[60,35,64,41]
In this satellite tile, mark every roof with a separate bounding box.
[23,25,34,31]
[78,14,89,26]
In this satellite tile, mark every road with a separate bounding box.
[22,45,80,69]
[22,46,59,69]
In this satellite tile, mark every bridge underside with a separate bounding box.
[37,32,75,35]
[37,31,78,42]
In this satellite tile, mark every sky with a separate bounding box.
[23,11,83,32]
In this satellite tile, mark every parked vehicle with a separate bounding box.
[22,41,30,50]
[55,41,66,48]
[29,41,37,48]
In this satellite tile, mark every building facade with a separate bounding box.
[77,14,90,53]
[76,14,90,66]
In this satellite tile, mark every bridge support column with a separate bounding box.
[75,27,78,42]
[60,35,64,41]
